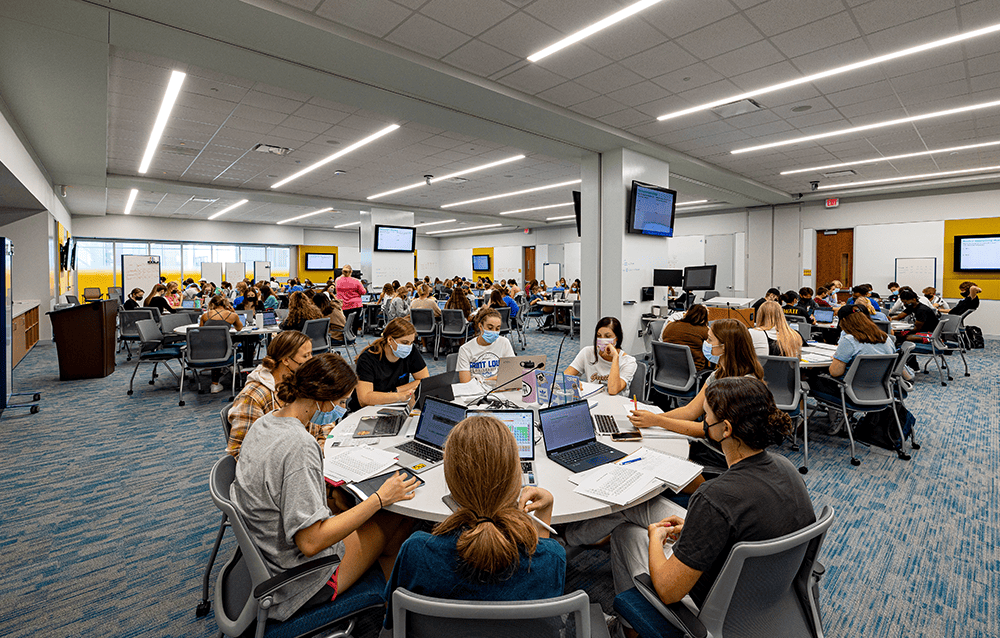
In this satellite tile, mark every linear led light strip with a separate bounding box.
[781,140,1000,175]
[334,221,361,228]
[208,199,249,220]
[676,199,708,206]
[415,219,456,228]
[277,207,334,225]
[139,70,186,174]
[817,165,1000,190]
[658,21,1000,123]
[499,203,573,216]
[367,155,525,200]
[732,99,1000,155]
[272,124,399,189]
[426,223,503,235]
[528,0,666,62]
[442,179,581,209]
[547,214,575,221]
[123,189,139,215]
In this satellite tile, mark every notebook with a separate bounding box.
[386,397,465,473]
[538,400,626,473]
[468,409,538,485]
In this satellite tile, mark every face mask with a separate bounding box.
[596,337,615,351]
[482,330,500,344]
[313,401,345,426]
[702,341,720,364]
[391,340,413,359]
[703,420,723,441]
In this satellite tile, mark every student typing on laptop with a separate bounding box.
[351,318,429,410]
[457,308,515,384]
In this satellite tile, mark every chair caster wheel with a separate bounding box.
[127,390,133,395]
[850,458,861,466]
[947,376,953,381]
[941,382,947,387]
[964,373,970,377]
[179,400,186,406]
[30,406,39,414]
[149,380,155,385]
[33,393,40,402]
[790,444,800,452]
[912,442,921,450]
[798,466,808,475]
[196,601,210,617]
[227,396,235,403]
[897,451,911,460]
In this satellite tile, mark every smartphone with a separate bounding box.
[611,430,643,442]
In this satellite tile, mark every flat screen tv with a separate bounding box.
[304,253,335,271]
[683,265,717,291]
[572,190,582,238]
[472,254,491,272]
[653,269,683,287]
[627,180,676,237]
[954,234,1000,271]
[374,224,416,252]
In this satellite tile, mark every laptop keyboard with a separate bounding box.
[371,414,406,436]
[593,414,619,434]
[397,440,443,463]
[558,442,609,464]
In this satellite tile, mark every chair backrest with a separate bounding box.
[871,319,891,334]
[699,506,834,638]
[571,300,581,319]
[650,341,698,392]
[937,313,964,343]
[220,406,232,439]
[629,360,648,401]
[146,305,162,324]
[120,309,155,337]
[83,287,102,300]
[341,312,357,345]
[135,319,164,350]
[446,352,459,373]
[644,319,666,355]
[276,308,290,321]
[160,312,194,334]
[760,356,801,411]
[410,308,437,334]
[890,341,915,380]
[441,309,467,336]
[784,313,807,324]
[391,588,593,638]
[702,290,720,301]
[302,318,331,352]
[496,306,512,333]
[186,326,233,365]
[108,286,123,298]
[842,354,896,406]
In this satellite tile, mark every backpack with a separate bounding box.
[854,404,915,451]
[965,325,984,349]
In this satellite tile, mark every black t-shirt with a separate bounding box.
[350,347,426,410]
[148,295,173,314]
[902,302,939,333]
[782,303,812,322]
[950,295,980,316]
[671,451,815,606]
[123,298,140,310]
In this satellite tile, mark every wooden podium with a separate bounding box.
[47,300,117,380]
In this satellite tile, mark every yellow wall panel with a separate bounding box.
[944,218,1000,300]
[472,247,494,281]
[296,245,338,283]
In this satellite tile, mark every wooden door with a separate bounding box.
[524,246,536,283]
[815,229,854,289]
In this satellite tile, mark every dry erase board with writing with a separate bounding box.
[225,262,246,283]
[121,255,160,296]
[895,257,937,291]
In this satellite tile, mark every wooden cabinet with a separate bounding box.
[11,304,40,367]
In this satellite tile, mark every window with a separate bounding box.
[183,244,212,278]
[268,246,290,279]
[151,243,182,285]
[76,240,115,294]
[212,244,238,264]
[240,246,266,280]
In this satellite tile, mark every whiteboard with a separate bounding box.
[542,263,561,285]
[665,235,706,269]
[121,254,160,296]
[254,261,271,282]
[494,246,521,282]
[371,251,414,287]
[224,262,245,284]
[895,257,937,290]
[201,262,224,285]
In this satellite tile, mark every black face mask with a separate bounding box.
[961,290,970,298]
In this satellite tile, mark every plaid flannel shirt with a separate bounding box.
[226,379,326,458]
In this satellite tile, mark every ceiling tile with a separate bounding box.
[745,0,845,36]
[240,90,304,114]
[863,11,960,52]
[599,108,653,129]
[889,61,968,94]
[809,66,887,96]
[314,0,412,37]
[522,0,614,33]
[418,0,516,36]
[479,12,563,58]
[619,41,698,80]
[727,61,800,93]
[852,0,954,34]
[651,62,725,92]
[583,19,671,62]
[385,13,471,59]
[442,40,521,76]
[770,12,863,58]
[642,0,738,40]
[496,64,567,94]
[675,14,764,60]
[232,105,288,125]
[674,79,744,107]
[536,81,601,107]
[706,40,786,78]
[825,81,897,108]
[606,81,670,108]
[575,64,645,94]
[570,95,628,118]
[533,45,613,81]
[294,103,352,124]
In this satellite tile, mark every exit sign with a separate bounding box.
[825,198,839,208]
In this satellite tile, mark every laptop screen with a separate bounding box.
[361,294,372,303]
[438,300,447,309]
[262,311,277,326]
[415,397,466,449]
[814,308,834,323]
[538,400,595,453]
[471,410,534,460]
[181,299,195,308]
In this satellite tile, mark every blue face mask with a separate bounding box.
[482,330,500,344]
[702,341,720,364]
[392,341,413,359]
[313,401,346,426]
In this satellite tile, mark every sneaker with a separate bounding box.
[901,379,914,392]
[210,383,224,394]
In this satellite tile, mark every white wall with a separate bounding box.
[0,106,72,229]
[433,225,581,284]
[3,212,57,340]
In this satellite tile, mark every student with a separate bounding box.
[822,280,844,306]
[755,301,804,358]
[164,281,182,307]
[751,288,780,314]
[566,317,637,396]
[335,265,367,333]
[780,290,813,324]
[239,286,262,312]
[810,305,895,397]
[629,319,764,437]
[226,331,318,458]
[183,279,201,301]
[463,285,478,311]
[231,354,418,622]
[220,281,234,300]
[893,289,940,342]
[922,287,949,312]
[287,278,304,293]
[261,284,280,311]
[570,279,581,294]
[122,288,144,310]
[610,377,815,611]
[280,291,322,332]
[447,287,475,322]
[887,285,931,315]
[457,308,516,384]
[318,295,347,343]
[886,281,901,303]
[501,288,519,318]
[382,287,409,324]
[659,305,710,372]
[850,284,882,313]
[485,289,508,313]
[747,301,775,357]
[353,318,429,409]
[384,415,562,629]
[798,287,816,311]
[948,281,981,316]
[507,279,521,296]
[814,286,832,308]
[143,284,174,314]
[233,281,248,308]
[198,295,245,393]
[855,296,888,322]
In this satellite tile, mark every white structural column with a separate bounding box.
[361,208,415,287]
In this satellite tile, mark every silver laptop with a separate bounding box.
[468,409,538,486]
[494,355,547,394]
[386,397,465,473]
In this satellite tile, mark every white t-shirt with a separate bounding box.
[749,328,770,357]
[456,336,516,380]
[567,347,637,394]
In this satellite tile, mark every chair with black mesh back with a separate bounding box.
[649,341,700,409]
[330,315,359,359]
[410,308,438,359]
[615,507,834,638]
[197,407,236,617]
[496,306,513,344]
[569,300,581,339]
[302,318,331,356]
[810,354,910,465]
[760,355,811,474]
[118,309,155,360]
[913,313,969,385]
[436,309,468,360]
[160,312,195,346]
[127,319,183,396]
[180,326,237,406]
[82,287,103,302]
[209,455,386,638]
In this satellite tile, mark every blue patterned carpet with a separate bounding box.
[0,329,996,637]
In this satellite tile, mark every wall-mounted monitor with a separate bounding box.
[304,253,335,271]
[627,180,676,237]
[653,268,683,287]
[374,224,416,252]
[472,254,491,272]
[954,234,1000,271]
[683,265,717,291]
[572,190,582,238]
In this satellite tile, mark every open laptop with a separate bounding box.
[261,310,277,327]
[387,396,465,473]
[361,294,372,303]
[469,409,537,485]
[181,299,196,309]
[414,371,459,411]
[814,307,835,325]
[538,400,626,473]
[494,355,547,393]
[437,299,447,310]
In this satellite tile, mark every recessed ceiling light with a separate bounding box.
[271,124,399,189]
[441,179,582,209]
[367,155,525,200]
[790,105,812,113]
[138,70,186,174]
[676,199,708,206]
[547,214,575,221]
[732,98,1000,154]
[123,189,138,215]
[780,140,1000,175]
[207,199,249,220]
[426,223,503,235]
[527,0,666,62]
[276,207,334,225]
[659,21,1000,123]
[415,219,457,228]
[334,221,362,229]
[817,165,1000,190]
[499,202,573,216]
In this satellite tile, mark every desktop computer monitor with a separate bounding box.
[653,269,683,287]
[682,265,717,291]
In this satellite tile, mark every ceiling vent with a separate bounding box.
[822,169,858,179]
[160,144,199,157]
[253,143,293,156]
[710,99,763,118]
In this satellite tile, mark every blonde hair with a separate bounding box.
[755,301,801,358]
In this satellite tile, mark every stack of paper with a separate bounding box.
[614,448,702,492]
[324,445,399,484]
[572,465,662,506]
[451,378,490,397]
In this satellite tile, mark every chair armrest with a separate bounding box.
[815,373,844,385]
[812,560,826,580]
[633,573,707,638]
[253,554,341,599]
[800,380,810,394]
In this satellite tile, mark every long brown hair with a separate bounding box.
[434,416,538,574]
[143,284,167,306]
[446,288,473,317]
[679,304,708,326]
[261,330,310,371]
[838,308,887,344]
[712,319,764,380]
[286,291,322,325]
[358,317,416,362]
[755,301,801,358]
[276,353,357,404]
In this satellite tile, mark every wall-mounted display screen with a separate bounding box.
[627,180,676,237]
[305,253,335,270]
[683,265,717,291]
[472,254,491,271]
[374,225,416,252]
[653,269,683,287]
[954,234,1000,271]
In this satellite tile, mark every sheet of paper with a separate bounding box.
[573,465,661,506]
[451,379,490,397]
[622,401,663,416]
[324,445,400,483]
[616,447,702,491]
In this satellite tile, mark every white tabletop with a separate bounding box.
[701,297,756,308]
[800,344,835,369]
[538,300,575,308]
[325,390,690,525]
[173,323,281,335]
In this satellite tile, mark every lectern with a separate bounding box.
[48,300,117,380]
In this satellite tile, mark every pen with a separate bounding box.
[632,394,637,411]
[528,511,559,535]
[621,457,642,465]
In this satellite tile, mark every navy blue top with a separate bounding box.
[383,530,566,628]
